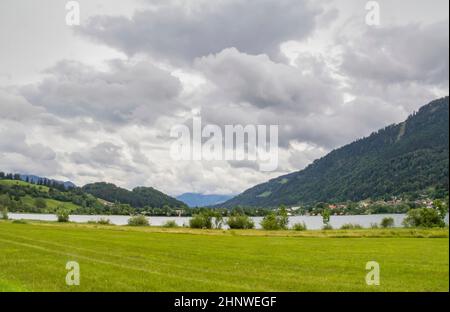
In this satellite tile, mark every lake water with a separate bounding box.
[9,213,447,230]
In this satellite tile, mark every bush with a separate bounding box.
[260,213,280,230]
[322,208,331,227]
[97,218,111,225]
[260,207,289,231]
[403,208,446,228]
[56,207,70,223]
[34,198,47,209]
[370,223,379,229]
[227,215,255,229]
[189,213,213,229]
[163,220,179,228]
[1,207,8,220]
[322,224,333,230]
[380,217,395,228]
[12,219,28,224]
[292,222,307,231]
[340,223,363,230]
[128,215,149,226]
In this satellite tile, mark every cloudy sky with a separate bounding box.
[0,0,448,196]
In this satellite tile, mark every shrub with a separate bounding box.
[322,224,333,230]
[380,217,395,228]
[34,198,47,209]
[260,213,281,230]
[322,208,331,226]
[292,222,307,231]
[128,215,149,226]
[12,219,28,224]
[56,207,70,223]
[403,208,446,228]
[1,207,8,220]
[163,220,179,228]
[370,223,379,229]
[227,215,255,229]
[260,207,290,231]
[97,218,111,225]
[189,213,213,229]
[340,223,363,230]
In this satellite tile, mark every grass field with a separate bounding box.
[0,180,49,192]
[0,221,448,292]
[20,195,81,212]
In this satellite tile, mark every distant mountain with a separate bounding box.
[177,193,234,207]
[20,174,76,189]
[82,182,187,209]
[220,97,450,208]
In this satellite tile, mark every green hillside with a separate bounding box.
[0,179,100,214]
[0,180,49,192]
[0,178,187,215]
[221,97,450,208]
[82,182,187,209]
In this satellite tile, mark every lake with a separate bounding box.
[9,213,448,230]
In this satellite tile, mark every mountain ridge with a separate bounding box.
[177,193,234,208]
[82,182,187,209]
[219,97,450,208]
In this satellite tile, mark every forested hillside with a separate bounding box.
[82,183,187,209]
[220,97,449,208]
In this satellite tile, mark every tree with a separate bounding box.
[322,208,331,226]
[227,214,255,229]
[403,208,446,228]
[433,199,448,224]
[260,206,290,230]
[56,206,70,222]
[127,215,149,226]
[1,206,8,220]
[278,205,289,229]
[380,217,395,228]
[189,212,213,229]
[34,198,47,209]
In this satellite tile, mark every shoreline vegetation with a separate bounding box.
[1,219,448,238]
[1,177,448,218]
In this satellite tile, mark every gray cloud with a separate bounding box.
[0,121,60,176]
[195,48,340,112]
[70,142,124,167]
[340,22,449,87]
[20,59,183,126]
[79,0,327,63]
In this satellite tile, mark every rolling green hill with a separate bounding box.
[221,97,450,208]
[82,182,187,209]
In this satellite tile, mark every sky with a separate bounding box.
[0,0,449,196]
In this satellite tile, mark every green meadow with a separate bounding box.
[0,179,49,191]
[0,221,448,292]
